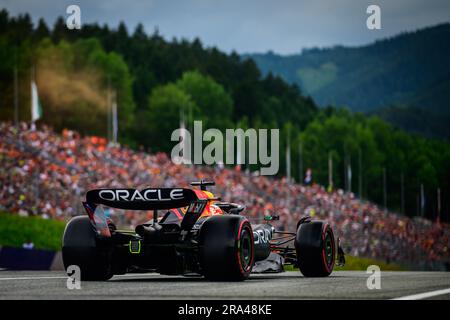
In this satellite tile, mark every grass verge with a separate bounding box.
[0,212,66,251]
[284,255,405,271]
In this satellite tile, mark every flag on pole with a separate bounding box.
[112,98,118,144]
[420,184,425,217]
[286,140,291,182]
[347,164,352,192]
[31,81,42,122]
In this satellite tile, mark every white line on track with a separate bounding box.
[0,276,67,281]
[392,288,450,300]
[114,273,162,277]
[0,273,162,281]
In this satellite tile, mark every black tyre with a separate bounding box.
[295,220,335,277]
[62,216,113,281]
[199,215,254,281]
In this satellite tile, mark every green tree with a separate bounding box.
[176,70,233,131]
[139,83,199,152]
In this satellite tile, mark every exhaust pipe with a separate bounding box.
[135,223,162,241]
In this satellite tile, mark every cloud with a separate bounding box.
[1,0,450,54]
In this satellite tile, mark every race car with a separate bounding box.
[62,180,345,281]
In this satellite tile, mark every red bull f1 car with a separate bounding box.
[62,180,345,281]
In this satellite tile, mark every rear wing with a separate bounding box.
[85,188,198,210]
[82,187,213,237]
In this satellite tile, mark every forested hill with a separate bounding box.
[373,106,450,142]
[247,24,450,114]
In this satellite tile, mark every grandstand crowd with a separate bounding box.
[0,122,449,269]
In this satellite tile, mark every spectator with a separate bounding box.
[0,122,449,268]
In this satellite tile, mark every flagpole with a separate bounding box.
[179,107,187,164]
[31,65,34,125]
[383,167,387,212]
[299,141,303,184]
[348,155,352,193]
[416,192,420,217]
[14,65,19,127]
[344,149,348,192]
[401,172,405,215]
[236,129,242,168]
[437,188,441,223]
[420,183,425,218]
[286,143,291,182]
[189,101,193,137]
[112,90,118,144]
[107,75,111,141]
[30,65,42,126]
[286,126,291,183]
[358,148,362,198]
[328,151,333,192]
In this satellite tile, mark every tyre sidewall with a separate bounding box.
[295,220,335,277]
[199,215,254,281]
[62,216,113,281]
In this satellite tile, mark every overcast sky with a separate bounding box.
[1,0,450,54]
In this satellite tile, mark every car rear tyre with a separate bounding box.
[295,220,335,277]
[199,215,254,281]
[62,216,113,281]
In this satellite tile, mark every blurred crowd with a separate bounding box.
[1,122,449,268]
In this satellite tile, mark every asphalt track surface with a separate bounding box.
[1,270,450,300]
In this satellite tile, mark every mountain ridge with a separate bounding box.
[245,23,450,114]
